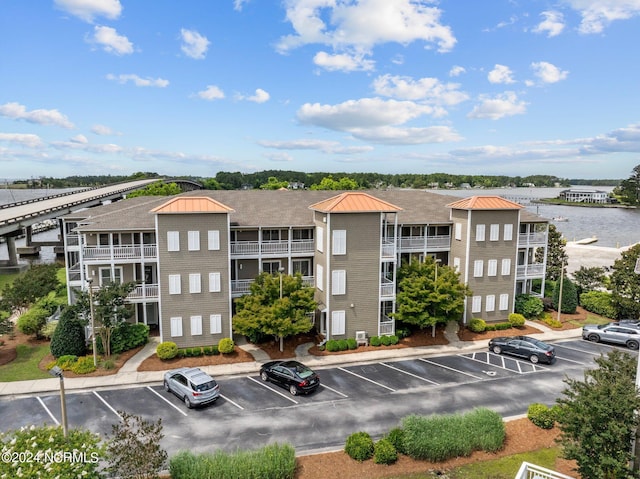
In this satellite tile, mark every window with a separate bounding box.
[99,266,122,285]
[486,295,495,312]
[208,230,220,250]
[499,294,509,310]
[501,258,511,275]
[167,231,180,251]
[471,296,482,313]
[453,257,460,272]
[168,274,181,294]
[170,317,183,337]
[490,224,499,241]
[332,270,346,295]
[262,229,280,241]
[262,261,281,275]
[210,314,222,334]
[316,226,324,252]
[190,315,202,335]
[473,260,483,277]
[454,223,462,241]
[209,272,221,292]
[316,264,324,291]
[189,273,201,293]
[331,310,345,335]
[292,229,312,240]
[332,230,346,255]
[292,259,311,277]
[475,224,485,242]
[487,259,498,277]
[188,231,200,251]
[504,224,513,241]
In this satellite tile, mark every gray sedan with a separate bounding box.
[582,323,640,350]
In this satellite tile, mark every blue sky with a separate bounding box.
[1,0,639,181]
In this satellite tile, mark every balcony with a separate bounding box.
[82,244,158,261]
[514,462,575,479]
[231,276,314,296]
[65,234,80,247]
[381,241,395,258]
[516,263,545,277]
[127,283,159,301]
[380,277,395,298]
[518,232,547,246]
[399,235,451,252]
[380,315,395,336]
[230,239,314,257]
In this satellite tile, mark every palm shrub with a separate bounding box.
[344,431,375,461]
[373,438,398,465]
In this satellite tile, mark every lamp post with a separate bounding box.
[278,266,285,352]
[87,279,97,367]
[434,258,442,282]
[556,258,565,324]
[49,366,68,438]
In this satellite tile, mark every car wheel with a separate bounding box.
[492,345,502,354]
[184,396,193,409]
[529,354,539,364]
[289,385,298,396]
[163,380,170,393]
[260,371,268,381]
[587,334,600,342]
[627,340,639,350]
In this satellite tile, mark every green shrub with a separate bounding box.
[553,277,578,314]
[337,339,349,351]
[395,326,412,339]
[203,346,213,355]
[385,427,406,455]
[184,347,193,357]
[485,324,496,331]
[71,356,97,374]
[156,341,178,360]
[527,403,556,429]
[388,335,399,345]
[169,443,296,479]
[468,318,486,333]
[191,347,203,357]
[380,335,393,346]
[542,315,563,328]
[515,294,544,318]
[325,339,340,352]
[344,431,375,462]
[40,320,58,339]
[370,336,381,347]
[495,322,512,330]
[100,358,116,370]
[54,354,78,370]
[106,322,150,355]
[218,338,234,354]
[508,313,526,327]
[580,290,616,318]
[16,306,50,337]
[374,438,398,465]
[346,338,357,350]
[211,344,220,355]
[177,349,186,358]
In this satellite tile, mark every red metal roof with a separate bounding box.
[446,196,524,210]
[151,196,234,214]
[309,192,403,213]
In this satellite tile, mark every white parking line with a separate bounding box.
[319,384,348,398]
[418,358,482,380]
[467,352,548,374]
[145,386,188,417]
[338,367,396,392]
[36,396,59,425]
[220,394,244,410]
[93,391,123,421]
[380,362,440,385]
[246,376,298,404]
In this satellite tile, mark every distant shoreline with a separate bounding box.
[535,199,636,209]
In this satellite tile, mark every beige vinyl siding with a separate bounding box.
[157,212,230,348]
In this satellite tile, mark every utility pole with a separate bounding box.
[87,279,97,366]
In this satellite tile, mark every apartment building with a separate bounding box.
[61,189,548,348]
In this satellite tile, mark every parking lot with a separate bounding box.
[0,337,633,454]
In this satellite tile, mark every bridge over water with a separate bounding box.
[0,178,202,271]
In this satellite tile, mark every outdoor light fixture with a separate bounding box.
[49,366,68,438]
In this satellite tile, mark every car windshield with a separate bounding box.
[294,365,314,379]
[195,380,217,392]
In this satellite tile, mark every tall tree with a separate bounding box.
[614,164,640,205]
[0,264,60,315]
[126,181,181,198]
[609,243,640,319]
[556,350,640,479]
[571,266,606,294]
[537,224,568,282]
[393,258,471,336]
[233,272,316,351]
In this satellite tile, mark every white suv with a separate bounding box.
[163,367,220,408]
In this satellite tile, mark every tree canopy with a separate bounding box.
[538,224,568,282]
[393,258,471,334]
[309,175,360,190]
[613,163,640,205]
[233,272,316,351]
[0,264,60,315]
[126,181,182,198]
[609,242,640,319]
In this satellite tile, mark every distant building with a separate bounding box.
[559,188,610,204]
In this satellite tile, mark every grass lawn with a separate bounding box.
[567,313,611,327]
[0,343,52,381]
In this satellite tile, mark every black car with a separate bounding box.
[488,335,555,364]
[260,360,320,395]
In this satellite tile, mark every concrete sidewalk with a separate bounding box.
[0,321,583,398]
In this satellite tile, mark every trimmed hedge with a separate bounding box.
[580,290,616,318]
[508,313,526,327]
[468,318,486,333]
[156,341,178,360]
[373,438,398,465]
[527,403,556,429]
[515,294,544,318]
[218,338,235,354]
[344,432,374,462]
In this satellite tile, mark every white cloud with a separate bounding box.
[91,124,117,135]
[372,74,469,107]
[567,0,640,34]
[449,65,466,77]
[532,10,565,37]
[90,25,133,55]
[247,89,270,103]
[264,152,294,162]
[180,29,210,59]
[70,134,88,144]
[197,85,225,100]
[313,51,375,72]
[258,138,374,154]
[106,74,169,87]
[234,0,250,11]
[0,102,75,129]
[0,133,44,148]
[530,61,569,84]
[348,125,462,145]
[276,0,456,54]
[54,0,122,23]
[488,64,515,84]
[467,91,527,120]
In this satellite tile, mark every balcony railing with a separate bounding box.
[231,276,314,295]
[380,315,395,336]
[65,235,80,246]
[516,264,545,277]
[381,241,395,258]
[82,244,158,261]
[514,462,575,479]
[127,284,159,301]
[380,277,395,298]
[398,235,451,251]
[518,232,547,245]
[230,239,314,257]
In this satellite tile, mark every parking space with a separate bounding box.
[423,355,519,379]
[38,391,118,437]
[0,396,54,431]
[465,351,550,373]
[317,367,395,397]
[340,362,438,391]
